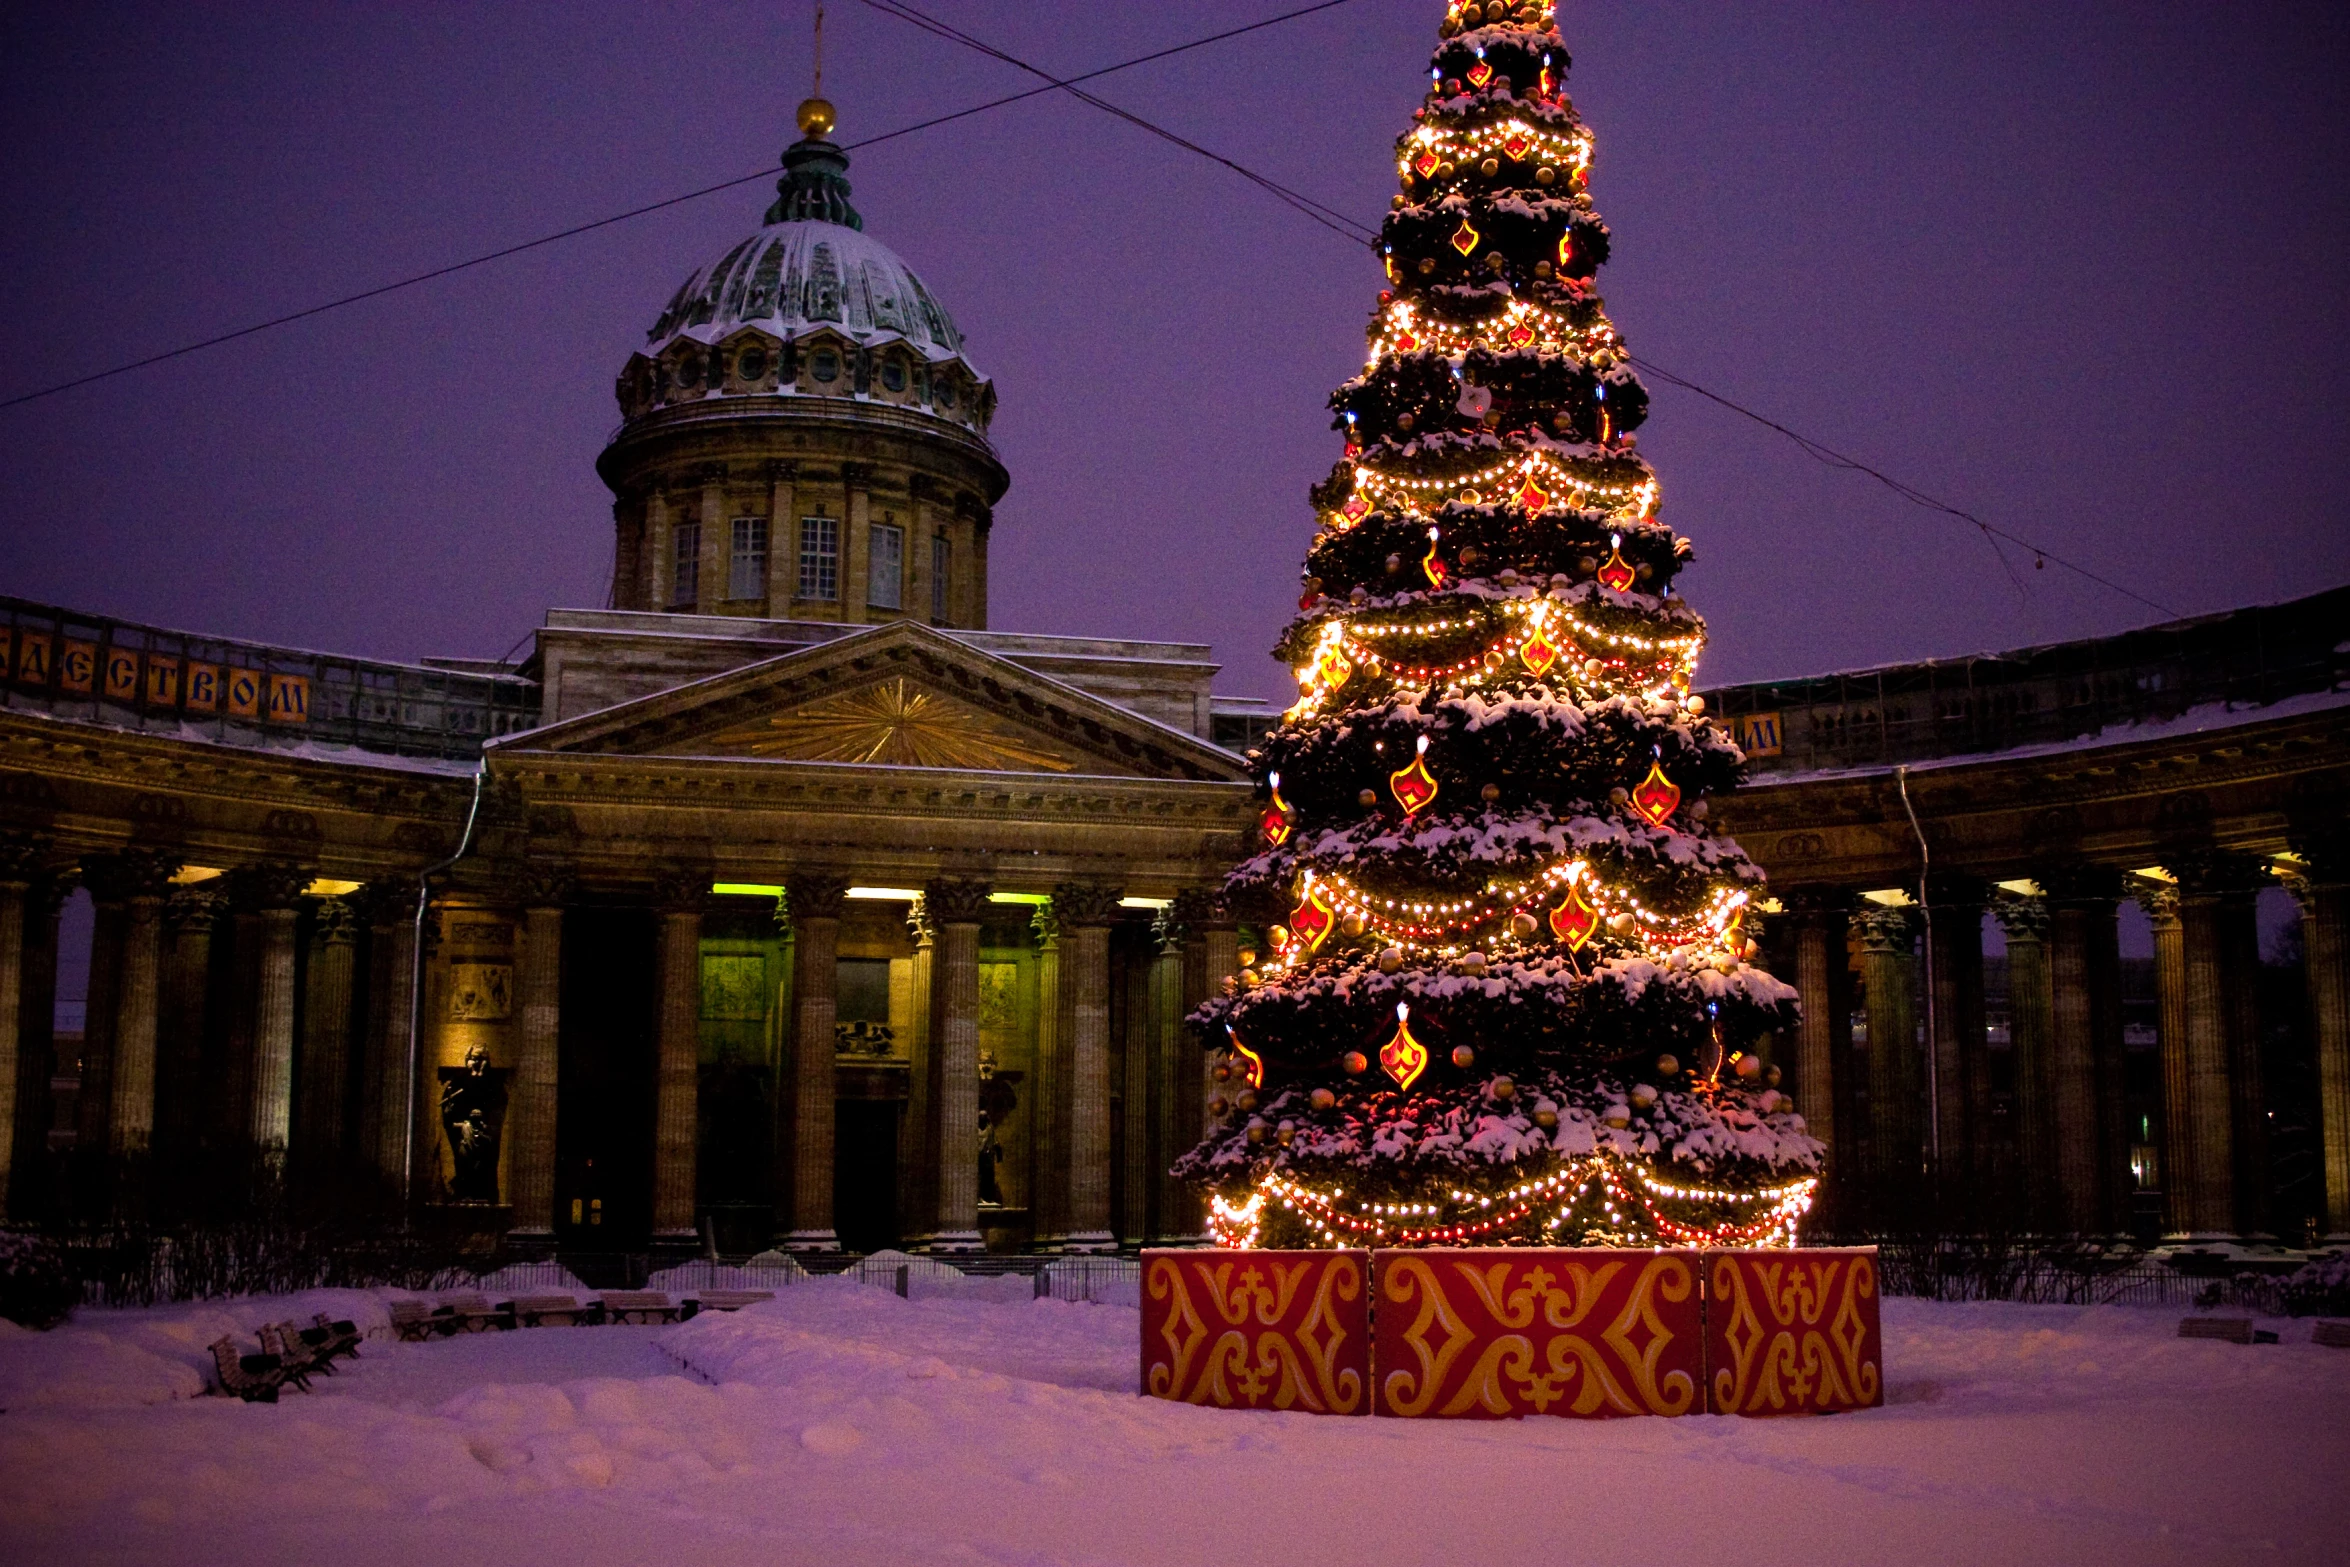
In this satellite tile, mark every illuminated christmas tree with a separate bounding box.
[1178,0,1822,1250]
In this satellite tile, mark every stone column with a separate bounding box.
[764,460,798,612]
[898,899,938,1246]
[651,871,704,1248]
[647,488,675,610]
[1993,893,2055,1229]
[842,463,872,622]
[360,881,420,1190]
[507,872,570,1246]
[104,853,176,1161]
[1922,875,1988,1198]
[1054,883,1122,1251]
[1118,935,1153,1244]
[157,888,223,1160]
[1855,904,1921,1192]
[925,877,991,1251]
[2161,859,2238,1239]
[0,837,39,1215]
[240,865,312,1156]
[2287,852,2350,1242]
[1026,905,1065,1247]
[75,861,129,1156]
[696,463,729,610]
[294,897,358,1171]
[782,873,846,1250]
[2215,866,2270,1240]
[2133,880,2191,1235]
[10,873,73,1218]
[1148,909,1189,1243]
[1784,888,1851,1181]
[2043,869,2120,1235]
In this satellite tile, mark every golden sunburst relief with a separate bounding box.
[700,676,1080,772]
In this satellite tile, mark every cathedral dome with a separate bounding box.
[612,127,996,439]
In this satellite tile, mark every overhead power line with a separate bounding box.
[864,0,2177,621]
[0,0,1369,414]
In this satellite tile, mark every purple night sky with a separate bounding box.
[2,0,2345,715]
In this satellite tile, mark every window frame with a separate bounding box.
[867,521,904,611]
[671,519,701,608]
[798,514,840,601]
[729,516,768,601]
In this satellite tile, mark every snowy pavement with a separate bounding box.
[2,1281,2345,1566]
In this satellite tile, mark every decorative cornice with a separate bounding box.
[1050,882,1124,928]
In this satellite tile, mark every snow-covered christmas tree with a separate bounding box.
[1178,0,1823,1251]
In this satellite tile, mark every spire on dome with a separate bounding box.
[765,116,862,229]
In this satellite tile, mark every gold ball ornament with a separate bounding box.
[1734,1054,1763,1081]
[1378,946,1404,974]
[1276,1120,1297,1146]
[1341,912,1368,938]
[1239,968,1261,987]
[1490,1075,1516,1101]
[1358,787,1380,809]
[1509,911,1538,938]
[1479,157,1499,177]
[1656,1053,1680,1077]
[1245,1117,1268,1144]
[1213,1062,1231,1082]
[1481,782,1501,802]
[1629,1084,1658,1110]
[1310,1087,1337,1112]
[1602,1105,1631,1129]
[1765,1064,1783,1088]
[1450,1044,1476,1069]
[1535,166,1556,186]
[1208,1095,1229,1116]
[1235,1089,1258,1113]
[1532,1098,1559,1129]
[795,97,837,139]
[1343,1050,1369,1076]
[1237,947,1258,967]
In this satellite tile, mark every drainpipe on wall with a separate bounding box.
[403,759,492,1223]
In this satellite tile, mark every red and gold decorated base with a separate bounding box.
[1370,1248,1704,1418]
[1703,1247,1884,1415]
[1141,1250,1370,1415]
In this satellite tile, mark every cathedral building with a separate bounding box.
[1,104,2346,1255]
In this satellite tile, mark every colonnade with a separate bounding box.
[1779,848,2350,1243]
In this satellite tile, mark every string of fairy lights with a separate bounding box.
[1208,1154,1817,1250]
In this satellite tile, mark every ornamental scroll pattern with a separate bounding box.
[1141,1251,1368,1415]
[1704,1247,1883,1415]
[1371,1250,1703,1418]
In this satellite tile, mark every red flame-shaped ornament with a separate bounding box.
[1413,149,1440,178]
[1380,1003,1429,1091]
[1228,1028,1265,1090]
[1596,546,1637,592]
[1466,60,1493,89]
[1260,773,1293,848]
[1512,471,1547,512]
[1520,622,1559,676]
[1548,880,1600,949]
[1503,130,1531,160]
[1630,759,1683,827]
[1389,735,1439,816]
[1288,879,1336,954]
[1452,219,1481,256]
[1337,493,1370,528]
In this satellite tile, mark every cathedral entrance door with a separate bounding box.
[833,1099,899,1254]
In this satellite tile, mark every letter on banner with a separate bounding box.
[265,673,310,724]
[59,639,96,695]
[225,668,261,719]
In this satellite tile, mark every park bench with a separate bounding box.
[2313,1320,2350,1349]
[310,1313,364,1359]
[2178,1317,2255,1344]
[598,1290,680,1325]
[208,1336,290,1402]
[509,1294,588,1327]
[683,1289,775,1318]
[433,1292,510,1333]
[387,1299,442,1341]
[255,1324,320,1390]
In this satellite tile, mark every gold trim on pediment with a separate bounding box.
[690,676,1082,772]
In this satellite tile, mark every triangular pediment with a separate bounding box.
[496,621,1245,783]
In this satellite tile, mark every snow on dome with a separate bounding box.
[643,218,975,369]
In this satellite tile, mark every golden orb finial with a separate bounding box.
[796,96,836,140]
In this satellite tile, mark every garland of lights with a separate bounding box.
[1366,296,1618,369]
[1286,601,1702,720]
[1210,1153,1816,1250]
[1340,451,1658,523]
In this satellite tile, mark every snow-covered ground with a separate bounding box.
[2,1281,2345,1566]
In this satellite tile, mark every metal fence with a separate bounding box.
[461,1251,1143,1305]
[1,594,540,762]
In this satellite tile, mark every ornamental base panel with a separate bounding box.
[1140,1250,1370,1414]
[1703,1246,1884,1415]
[1140,1246,1882,1420]
[1372,1248,1705,1418]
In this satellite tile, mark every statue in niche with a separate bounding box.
[437,1045,511,1204]
[977,1055,1019,1209]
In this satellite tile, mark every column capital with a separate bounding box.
[1780,885,1854,920]
[907,895,938,945]
[2169,850,2269,901]
[0,828,52,884]
[765,458,799,483]
[83,848,183,904]
[784,872,849,921]
[1852,901,1919,953]
[31,867,81,922]
[695,461,729,486]
[923,876,992,925]
[351,876,416,928]
[514,864,577,912]
[311,896,359,945]
[651,867,708,915]
[1171,886,1233,931]
[163,885,227,934]
[1990,890,2050,943]
[218,860,314,911]
[2129,876,2181,926]
[1051,882,1124,928]
[841,461,873,489]
[2039,862,2126,905]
